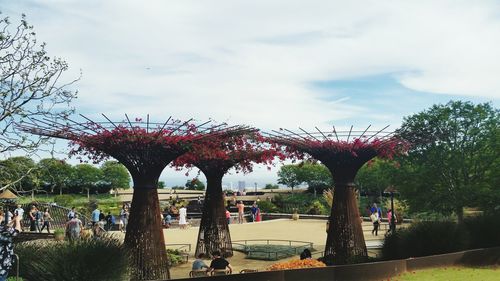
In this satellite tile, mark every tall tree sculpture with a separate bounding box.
[173,131,281,258]
[18,115,249,280]
[268,126,407,264]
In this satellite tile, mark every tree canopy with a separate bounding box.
[0,156,38,191]
[277,161,332,192]
[396,101,499,221]
[37,158,73,194]
[101,161,131,189]
[185,178,205,190]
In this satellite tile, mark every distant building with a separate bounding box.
[238,181,246,191]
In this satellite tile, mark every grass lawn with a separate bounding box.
[393,266,498,281]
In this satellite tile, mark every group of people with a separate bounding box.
[0,205,53,234]
[191,250,233,275]
[234,201,261,224]
[65,203,131,240]
[28,205,53,233]
[369,203,397,236]
[162,204,188,229]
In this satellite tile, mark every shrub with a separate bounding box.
[166,249,184,266]
[54,194,75,207]
[15,235,129,281]
[463,214,500,248]
[307,200,329,215]
[267,259,326,270]
[382,221,469,260]
[258,200,278,213]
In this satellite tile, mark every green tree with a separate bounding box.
[157,181,166,189]
[0,156,39,191]
[264,183,279,189]
[185,178,205,190]
[355,159,399,196]
[101,161,130,189]
[298,161,333,194]
[277,164,302,191]
[397,101,499,222]
[0,14,77,154]
[69,164,103,194]
[37,158,73,194]
[277,161,332,193]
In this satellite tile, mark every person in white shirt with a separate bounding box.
[178,206,187,229]
[370,211,380,236]
[14,205,24,229]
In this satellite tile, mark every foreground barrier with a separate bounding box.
[172,246,500,281]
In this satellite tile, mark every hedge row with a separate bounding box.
[382,215,500,260]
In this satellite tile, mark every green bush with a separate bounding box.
[54,194,75,207]
[382,221,469,260]
[166,249,184,266]
[15,235,129,281]
[382,215,500,260]
[463,214,500,249]
[258,200,278,213]
[307,200,329,215]
[273,193,329,214]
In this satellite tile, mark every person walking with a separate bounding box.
[179,205,187,229]
[105,212,115,231]
[35,207,43,232]
[237,201,245,224]
[66,214,83,241]
[225,209,231,225]
[91,206,100,227]
[255,206,261,222]
[0,215,21,281]
[119,205,129,232]
[40,208,53,233]
[67,207,76,221]
[209,250,233,275]
[370,211,380,236]
[250,202,258,222]
[28,206,37,232]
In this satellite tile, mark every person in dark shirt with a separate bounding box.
[209,250,232,274]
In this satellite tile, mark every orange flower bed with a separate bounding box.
[267,259,326,271]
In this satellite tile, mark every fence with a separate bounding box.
[232,239,314,260]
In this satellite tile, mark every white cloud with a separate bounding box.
[4,0,499,130]
[3,0,499,184]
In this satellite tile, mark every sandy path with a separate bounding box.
[159,219,389,279]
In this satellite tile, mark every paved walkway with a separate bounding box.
[158,219,395,279]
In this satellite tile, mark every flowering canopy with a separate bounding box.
[172,131,285,175]
[18,116,252,187]
[268,128,409,183]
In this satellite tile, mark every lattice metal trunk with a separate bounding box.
[125,187,170,280]
[324,181,367,264]
[195,171,233,258]
[320,153,374,265]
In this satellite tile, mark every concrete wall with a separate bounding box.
[172,247,500,281]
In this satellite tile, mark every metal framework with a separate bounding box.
[194,160,236,259]
[18,114,252,280]
[267,125,397,265]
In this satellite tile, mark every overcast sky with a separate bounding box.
[2,0,499,187]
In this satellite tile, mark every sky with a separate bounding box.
[1,0,499,187]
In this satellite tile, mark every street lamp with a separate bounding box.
[384,186,398,232]
[254,182,257,193]
[0,189,18,225]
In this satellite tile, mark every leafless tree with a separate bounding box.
[0,13,78,155]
